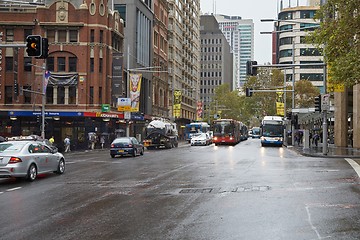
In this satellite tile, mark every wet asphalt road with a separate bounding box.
[1,138,360,240]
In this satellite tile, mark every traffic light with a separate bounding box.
[26,35,42,57]
[251,61,258,76]
[246,61,258,76]
[246,61,252,75]
[314,95,321,112]
[286,111,292,120]
[245,87,253,97]
[40,37,49,59]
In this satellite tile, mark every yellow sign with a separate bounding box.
[276,102,284,116]
[173,90,182,118]
[117,106,131,111]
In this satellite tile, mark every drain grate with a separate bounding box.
[179,186,271,194]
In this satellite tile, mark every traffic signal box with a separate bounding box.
[246,61,258,76]
[26,35,49,59]
[26,35,42,57]
[314,95,321,112]
[245,87,253,97]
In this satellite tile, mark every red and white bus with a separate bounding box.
[212,119,242,145]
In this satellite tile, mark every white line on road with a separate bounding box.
[6,187,22,192]
[0,192,4,194]
[345,158,360,177]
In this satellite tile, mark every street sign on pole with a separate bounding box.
[321,94,330,111]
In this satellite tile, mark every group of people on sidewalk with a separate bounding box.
[294,130,320,147]
[46,134,108,153]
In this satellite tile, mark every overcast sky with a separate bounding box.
[200,0,309,64]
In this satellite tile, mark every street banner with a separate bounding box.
[196,101,203,121]
[173,90,182,118]
[129,73,142,112]
[276,89,284,116]
[44,70,51,94]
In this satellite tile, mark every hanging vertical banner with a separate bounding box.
[276,89,284,116]
[44,70,51,94]
[196,101,203,121]
[173,90,182,118]
[129,73,142,112]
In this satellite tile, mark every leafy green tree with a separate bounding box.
[310,0,360,86]
[294,80,321,108]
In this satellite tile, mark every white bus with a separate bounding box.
[260,116,284,147]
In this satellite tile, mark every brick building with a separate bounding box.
[0,0,124,150]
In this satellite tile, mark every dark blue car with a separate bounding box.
[110,137,144,158]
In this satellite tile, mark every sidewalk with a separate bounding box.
[288,143,360,158]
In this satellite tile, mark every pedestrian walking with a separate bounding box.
[64,136,71,152]
[100,135,105,149]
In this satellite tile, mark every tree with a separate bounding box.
[294,80,321,108]
[310,0,360,87]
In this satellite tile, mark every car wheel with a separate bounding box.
[140,148,144,155]
[56,159,65,174]
[133,149,137,157]
[26,164,37,182]
[111,154,115,158]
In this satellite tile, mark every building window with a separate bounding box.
[5,86,13,104]
[90,58,94,72]
[90,29,95,43]
[5,57,13,71]
[279,49,293,58]
[99,58,103,73]
[24,29,32,41]
[24,57,32,71]
[300,73,324,81]
[6,29,14,42]
[24,86,31,104]
[46,87,54,104]
[47,29,55,42]
[58,57,66,71]
[58,30,67,42]
[89,87,94,104]
[114,4,126,27]
[57,86,65,104]
[300,48,322,56]
[69,86,76,104]
[99,87,102,104]
[69,30,78,42]
[69,57,77,72]
[47,57,54,71]
[99,30,103,43]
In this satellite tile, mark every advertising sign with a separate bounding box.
[173,90,182,118]
[117,98,131,111]
[129,73,142,112]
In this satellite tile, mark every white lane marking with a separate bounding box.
[0,192,4,194]
[6,187,22,192]
[305,206,323,240]
[345,158,360,177]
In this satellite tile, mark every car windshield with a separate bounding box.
[0,142,27,153]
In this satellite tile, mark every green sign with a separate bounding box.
[101,104,110,112]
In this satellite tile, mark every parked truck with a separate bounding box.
[143,118,178,149]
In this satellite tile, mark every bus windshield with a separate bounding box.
[262,125,283,137]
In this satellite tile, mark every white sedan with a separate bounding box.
[190,133,212,146]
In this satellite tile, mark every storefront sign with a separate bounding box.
[9,111,83,117]
[101,104,110,112]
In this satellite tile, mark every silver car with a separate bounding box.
[0,140,65,181]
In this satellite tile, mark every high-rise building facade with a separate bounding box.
[200,15,233,120]
[152,0,169,118]
[168,0,201,127]
[214,15,254,90]
[274,5,324,91]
